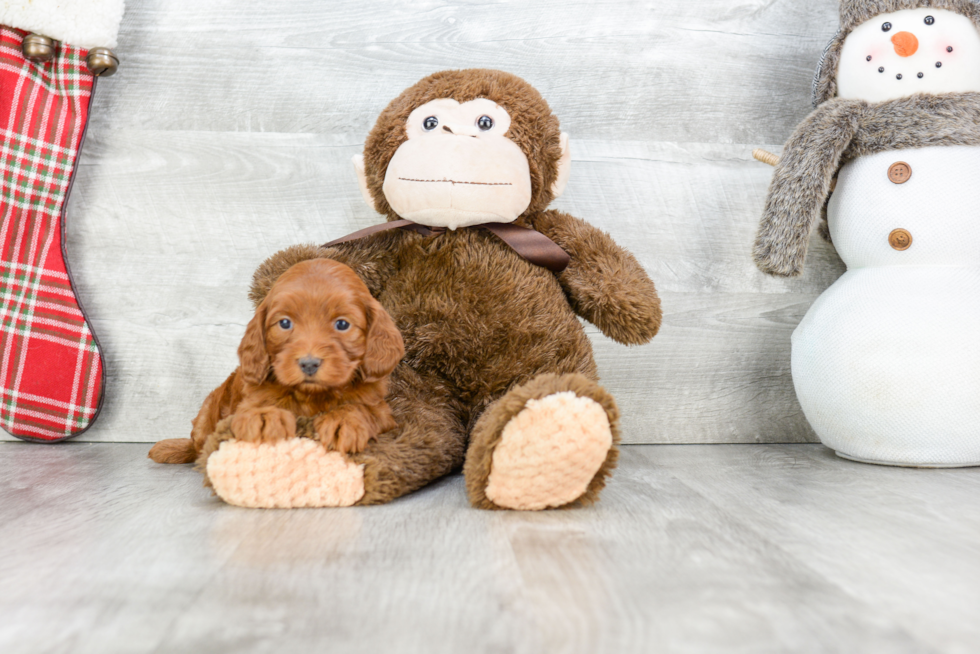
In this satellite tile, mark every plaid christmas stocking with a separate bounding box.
[0,25,116,441]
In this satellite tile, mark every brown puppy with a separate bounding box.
[149,259,404,465]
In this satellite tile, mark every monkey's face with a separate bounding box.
[378,98,534,229]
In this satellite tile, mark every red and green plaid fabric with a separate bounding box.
[0,27,104,441]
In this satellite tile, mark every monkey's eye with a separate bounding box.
[477,115,494,131]
[882,22,892,32]
[278,318,292,330]
[423,116,439,131]
[925,15,935,25]
[335,319,350,331]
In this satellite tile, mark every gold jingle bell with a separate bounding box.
[86,48,119,77]
[22,34,56,62]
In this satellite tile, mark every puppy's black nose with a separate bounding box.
[298,357,322,377]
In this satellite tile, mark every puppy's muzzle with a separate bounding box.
[298,357,322,377]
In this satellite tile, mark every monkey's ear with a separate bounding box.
[352,154,375,210]
[238,305,271,386]
[551,132,572,199]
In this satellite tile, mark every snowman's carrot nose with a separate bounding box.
[892,31,919,57]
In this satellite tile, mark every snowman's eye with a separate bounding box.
[867,55,872,61]
[882,22,892,32]
[947,46,954,52]
[924,16,935,25]
[879,67,885,73]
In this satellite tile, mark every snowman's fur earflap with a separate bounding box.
[755,92,980,276]
[812,0,980,106]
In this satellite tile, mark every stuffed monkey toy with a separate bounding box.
[198,69,662,509]
[754,0,980,466]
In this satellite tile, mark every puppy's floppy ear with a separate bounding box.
[360,297,404,382]
[238,304,271,385]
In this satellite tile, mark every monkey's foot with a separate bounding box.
[206,438,365,509]
[464,373,620,510]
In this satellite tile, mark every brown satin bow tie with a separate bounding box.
[322,219,570,273]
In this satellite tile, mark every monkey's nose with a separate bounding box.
[441,123,480,137]
[298,357,322,376]
[892,31,919,57]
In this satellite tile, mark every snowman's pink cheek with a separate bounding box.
[864,46,886,60]
[935,42,955,57]
[863,48,886,67]
[932,43,956,67]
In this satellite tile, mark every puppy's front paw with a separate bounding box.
[315,410,373,454]
[231,407,297,443]
[337,417,374,454]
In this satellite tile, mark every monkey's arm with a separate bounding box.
[531,210,661,346]
[755,98,865,276]
[249,232,400,307]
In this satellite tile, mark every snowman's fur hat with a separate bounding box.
[812,0,980,106]
[754,92,980,276]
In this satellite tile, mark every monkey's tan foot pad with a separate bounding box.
[206,438,365,508]
[485,391,613,511]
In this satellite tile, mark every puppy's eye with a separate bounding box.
[882,22,892,32]
[278,318,292,330]
[423,116,438,131]
[477,115,494,130]
[335,319,350,331]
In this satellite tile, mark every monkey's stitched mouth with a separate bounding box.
[398,177,512,186]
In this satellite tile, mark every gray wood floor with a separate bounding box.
[1,0,849,444]
[2,442,978,653]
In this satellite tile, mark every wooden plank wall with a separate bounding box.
[2,0,849,444]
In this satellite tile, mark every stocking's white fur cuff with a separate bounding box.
[0,0,125,49]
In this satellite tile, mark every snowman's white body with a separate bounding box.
[792,145,980,465]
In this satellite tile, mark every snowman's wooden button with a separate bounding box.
[888,162,912,184]
[889,228,913,250]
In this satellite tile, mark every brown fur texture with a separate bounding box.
[149,259,403,465]
[250,69,661,508]
[754,92,980,276]
[463,373,621,510]
[147,437,199,464]
[812,0,980,106]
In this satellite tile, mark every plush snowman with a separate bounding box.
[754,0,980,466]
